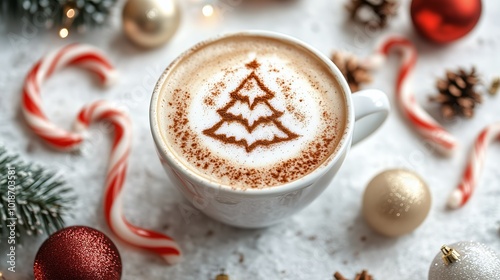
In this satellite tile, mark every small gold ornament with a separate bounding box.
[334,270,373,280]
[122,0,181,48]
[215,269,230,280]
[362,169,431,237]
[489,76,500,95]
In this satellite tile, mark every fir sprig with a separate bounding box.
[0,0,117,32]
[0,147,75,243]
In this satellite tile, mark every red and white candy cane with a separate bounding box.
[76,101,182,263]
[22,44,117,150]
[21,44,182,264]
[366,37,458,156]
[448,122,500,209]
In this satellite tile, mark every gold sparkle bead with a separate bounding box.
[362,169,431,237]
[441,245,461,265]
[122,0,181,48]
[489,76,500,95]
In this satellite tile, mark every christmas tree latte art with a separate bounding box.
[202,60,300,152]
[157,35,347,189]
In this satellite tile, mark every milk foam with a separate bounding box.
[157,35,347,189]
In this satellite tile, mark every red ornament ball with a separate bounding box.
[34,226,122,280]
[410,0,482,44]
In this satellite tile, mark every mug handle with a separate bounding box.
[351,89,390,145]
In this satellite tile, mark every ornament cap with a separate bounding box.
[441,245,461,265]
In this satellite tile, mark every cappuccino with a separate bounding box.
[156,34,347,189]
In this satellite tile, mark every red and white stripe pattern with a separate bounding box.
[22,44,117,150]
[75,101,182,263]
[366,37,458,156]
[21,44,182,264]
[448,122,500,209]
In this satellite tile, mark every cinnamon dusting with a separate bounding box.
[167,82,342,188]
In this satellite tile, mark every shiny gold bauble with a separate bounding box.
[122,0,181,48]
[362,169,431,237]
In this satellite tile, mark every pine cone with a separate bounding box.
[331,51,373,92]
[346,0,398,29]
[430,67,482,119]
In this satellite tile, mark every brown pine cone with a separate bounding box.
[346,0,398,29]
[429,67,481,119]
[331,51,373,92]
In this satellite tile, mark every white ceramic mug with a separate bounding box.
[150,31,389,228]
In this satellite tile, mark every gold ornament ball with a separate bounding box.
[122,0,181,48]
[362,169,431,237]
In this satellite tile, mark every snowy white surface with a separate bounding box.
[1,0,500,279]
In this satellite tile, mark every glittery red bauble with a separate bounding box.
[410,0,482,44]
[34,226,122,280]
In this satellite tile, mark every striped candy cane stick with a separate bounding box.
[76,101,182,263]
[448,122,500,209]
[21,44,182,264]
[366,37,458,156]
[22,44,117,150]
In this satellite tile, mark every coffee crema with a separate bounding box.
[157,34,347,189]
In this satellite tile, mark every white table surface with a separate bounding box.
[1,0,500,279]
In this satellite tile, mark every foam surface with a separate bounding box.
[157,34,347,189]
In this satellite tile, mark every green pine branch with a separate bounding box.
[0,146,75,243]
[0,0,117,32]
